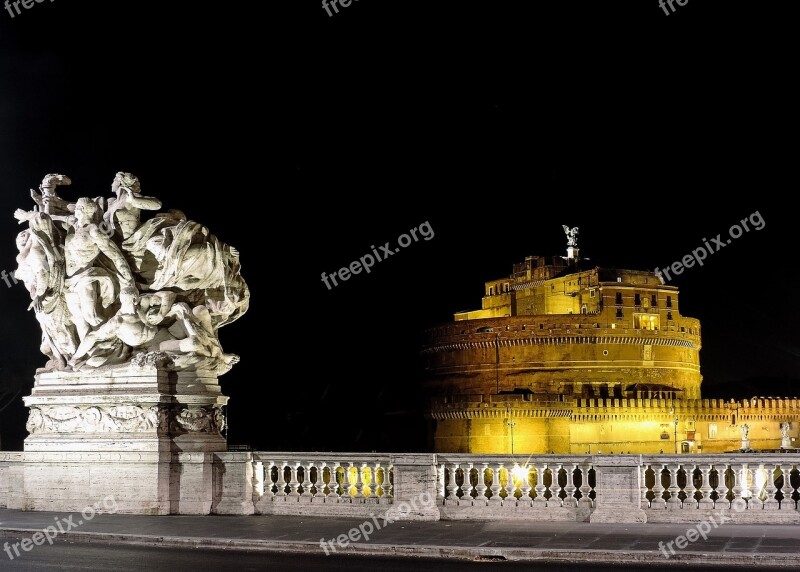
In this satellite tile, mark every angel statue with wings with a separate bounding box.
[562,225,579,247]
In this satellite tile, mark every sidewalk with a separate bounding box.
[1,509,799,567]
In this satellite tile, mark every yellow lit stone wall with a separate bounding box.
[429,398,800,454]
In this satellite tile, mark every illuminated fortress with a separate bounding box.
[423,227,800,454]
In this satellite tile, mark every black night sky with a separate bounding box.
[0,2,795,452]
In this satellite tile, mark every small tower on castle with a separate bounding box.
[562,225,579,263]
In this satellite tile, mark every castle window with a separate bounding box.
[666,296,672,308]
[615,292,623,305]
[617,277,622,282]
[505,283,509,292]
[634,293,641,306]
[667,311,673,321]
[590,289,596,297]
[521,324,526,331]
[540,324,544,329]
[651,294,657,307]
[708,423,717,439]
[616,308,623,319]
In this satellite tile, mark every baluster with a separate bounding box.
[543,463,561,507]
[359,463,369,500]
[741,463,753,508]
[384,466,394,500]
[300,462,313,500]
[651,463,665,509]
[685,464,699,509]
[788,465,799,510]
[518,465,533,506]
[641,464,650,509]
[717,464,730,509]
[667,463,680,509]
[774,463,786,510]
[262,461,275,497]
[504,464,517,504]
[514,463,533,506]
[578,462,593,507]
[349,462,362,500]
[547,464,562,508]
[314,463,328,499]
[561,463,578,508]
[326,462,341,500]
[489,463,503,503]
[445,463,460,504]
[698,464,714,509]
[287,462,301,498]
[763,464,778,510]
[253,461,265,498]
[278,461,290,498]
[365,463,379,501]
[475,463,489,505]
[437,463,446,503]
[533,463,547,505]
[730,463,744,511]
[459,463,474,505]
[361,464,371,500]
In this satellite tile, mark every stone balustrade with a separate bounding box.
[3,451,800,522]
[435,454,595,521]
[640,455,800,523]
[251,452,395,518]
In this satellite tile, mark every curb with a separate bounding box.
[1,527,797,567]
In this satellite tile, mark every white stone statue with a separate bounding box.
[103,172,162,240]
[14,213,77,370]
[30,173,73,216]
[781,422,791,448]
[15,173,249,375]
[741,423,749,440]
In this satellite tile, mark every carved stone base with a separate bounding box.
[23,365,228,453]
[17,364,231,514]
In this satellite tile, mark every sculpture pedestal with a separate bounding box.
[19,362,228,514]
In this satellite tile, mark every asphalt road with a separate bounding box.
[0,533,791,572]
